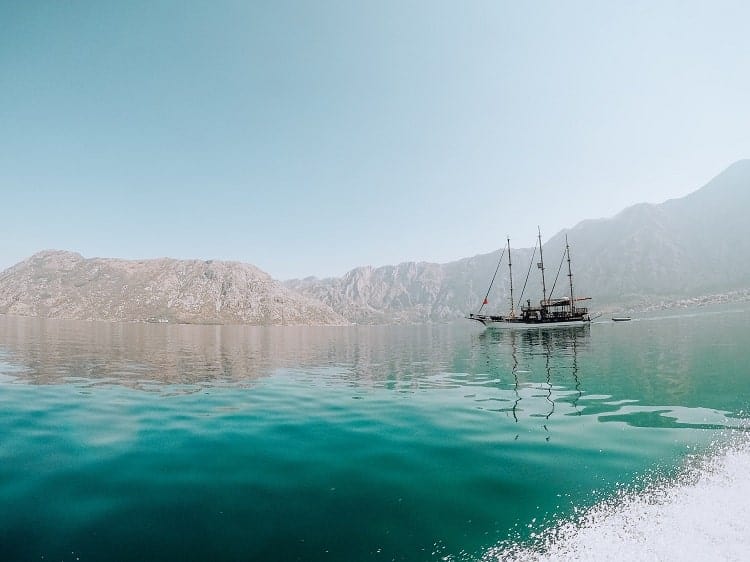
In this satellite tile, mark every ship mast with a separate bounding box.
[507,237,515,318]
[566,234,574,315]
[538,226,547,305]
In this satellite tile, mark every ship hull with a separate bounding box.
[467,314,592,329]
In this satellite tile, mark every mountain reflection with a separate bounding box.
[0,315,469,388]
[0,313,743,433]
[0,315,588,404]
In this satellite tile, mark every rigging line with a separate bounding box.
[548,246,567,298]
[516,242,537,310]
[477,243,507,314]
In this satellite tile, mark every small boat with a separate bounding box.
[468,229,594,329]
[612,316,631,322]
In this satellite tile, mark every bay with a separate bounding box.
[0,303,748,561]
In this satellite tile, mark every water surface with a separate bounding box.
[1,304,748,561]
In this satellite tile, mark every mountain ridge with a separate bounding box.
[288,159,750,322]
[0,251,346,325]
[2,160,748,325]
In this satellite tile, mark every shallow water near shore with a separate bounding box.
[1,303,749,561]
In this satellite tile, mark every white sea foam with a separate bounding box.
[484,435,750,562]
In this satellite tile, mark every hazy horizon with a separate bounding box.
[3,2,749,279]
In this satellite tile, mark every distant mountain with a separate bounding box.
[288,160,750,322]
[0,251,346,325]
[545,158,750,300]
[3,161,748,325]
[286,251,530,324]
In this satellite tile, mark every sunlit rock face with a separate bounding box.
[0,251,346,325]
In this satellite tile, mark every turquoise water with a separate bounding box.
[1,305,748,561]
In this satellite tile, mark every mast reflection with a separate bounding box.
[474,326,589,438]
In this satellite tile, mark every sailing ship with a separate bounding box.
[467,229,594,328]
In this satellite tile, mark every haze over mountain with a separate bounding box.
[0,251,345,325]
[287,160,750,322]
[1,161,748,325]
[545,158,750,299]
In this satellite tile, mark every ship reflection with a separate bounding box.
[473,326,588,438]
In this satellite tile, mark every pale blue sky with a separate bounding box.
[2,1,749,279]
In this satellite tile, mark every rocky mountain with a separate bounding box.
[288,160,750,322]
[3,161,748,326]
[0,251,346,325]
[286,250,531,324]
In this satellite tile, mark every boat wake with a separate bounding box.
[483,433,750,561]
